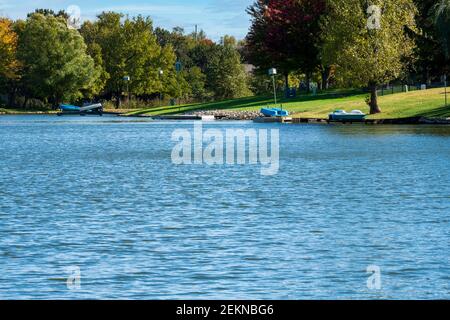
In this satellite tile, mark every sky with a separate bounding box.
[0,0,254,41]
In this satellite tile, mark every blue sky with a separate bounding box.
[0,0,253,41]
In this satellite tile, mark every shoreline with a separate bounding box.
[2,110,450,125]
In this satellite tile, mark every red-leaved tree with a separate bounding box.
[245,0,327,90]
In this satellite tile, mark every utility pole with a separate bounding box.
[194,25,198,42]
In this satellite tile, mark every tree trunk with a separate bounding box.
[306,73,311,93]
[115,92,122,109]
[284,73,289,91]
[369,83,381,114]
[321,66,331,90]
[22,96,28,109]
[54,97,61,110]
[7,89,16,108]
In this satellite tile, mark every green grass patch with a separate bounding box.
[127,87,450,120]
[0,107,57,114]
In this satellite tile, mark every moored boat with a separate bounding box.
[60,104,81,112]
[59,103,103,113]
[261,108,289,117]
[329,110,366,121]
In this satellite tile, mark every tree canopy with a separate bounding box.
[17,13,101,106]
[322,0,417,113]
[0,18,19,80]
[1,2,449,115]
[433,0,450,59]
[246,0,327,88]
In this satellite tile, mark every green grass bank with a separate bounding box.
[126,87,450,119]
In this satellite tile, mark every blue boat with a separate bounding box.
[59,103,103,115]
[261,108,289,117]
[60,104,81,112]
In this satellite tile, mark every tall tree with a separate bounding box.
[246,0,327,89]
[0,18,19,80]
[322,0,417,114]
[155,27,195,69]
[413,0,449,82]
[28,9,69,19]
[81,13,176,106]
[0,18,20,106]
[206,39,251,100]
[17,13,100,107]
[433,0,450,60]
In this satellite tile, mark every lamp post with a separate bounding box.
[158,69,164,107]
[269,68,278,107]
[175,61,182,111]
[445,74,448,108]
[123,76,130,108]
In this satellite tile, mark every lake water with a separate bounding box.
[0,115,449,300]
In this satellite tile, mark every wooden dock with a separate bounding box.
[288,117,450,125]
[253,117,293,123]
[152,115,202,120]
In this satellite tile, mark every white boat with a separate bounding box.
[329,110,366,121]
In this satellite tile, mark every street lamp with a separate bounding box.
[268,68,278,107]
[444,74,448,108]
[123,76,130,108]
[175,61,182,111]
[158,69,164,107]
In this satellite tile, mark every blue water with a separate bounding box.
[0,115,449,300]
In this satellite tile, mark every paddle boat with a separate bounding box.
[329,110,366,122]
[59,103,103,116]
[261,108,289,117]
[60,104,81,112]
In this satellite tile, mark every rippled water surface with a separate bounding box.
[0,115,449,299]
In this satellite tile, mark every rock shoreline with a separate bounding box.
[185,110,264,120]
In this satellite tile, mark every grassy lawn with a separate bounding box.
[2,87,449,119]
[0,108,57,114]
[126,87,450,119]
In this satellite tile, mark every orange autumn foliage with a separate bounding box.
[0,18,20,79]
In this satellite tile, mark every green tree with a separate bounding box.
[433,0,450,60]
[154,26,211,101]
[81,13,176,107]
[155,27,195,69]
[17,13,100,107]
[184,66,207,100]
[206,40,251,100]
[28,9,69,19]
[322,0,417,114]
[412,0,449,82]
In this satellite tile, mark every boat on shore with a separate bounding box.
[329,110,366,122]
[261,108,289,117]
[59,103,103,116]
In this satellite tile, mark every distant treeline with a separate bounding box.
[1,1,450,113]
[0,10,253,110]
